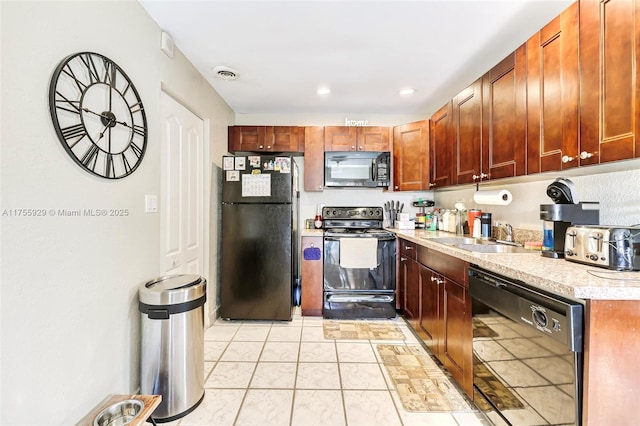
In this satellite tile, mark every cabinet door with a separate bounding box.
[453,79,483,184]
[430,102,454,188]
[304,127,325,192]
[419,265,443,358]
[301,236,323,316]
[392,120,430,191]
[580,0,640,164]
[442,279,473,397]
[266,126,303,153]
[397,238,416,312]
[527,2,579,173]
[402,258,420,326]
[228,126,266,152]
[482,45,527,180]
[357,126,390,151]
[324,126,357,151]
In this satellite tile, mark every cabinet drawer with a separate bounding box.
[399,239,417,260]
[417,246,468,286]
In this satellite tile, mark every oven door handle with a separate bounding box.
[324,236,395,242]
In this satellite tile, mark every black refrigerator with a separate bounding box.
[220,154,299,321]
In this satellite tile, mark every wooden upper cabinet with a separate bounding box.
[228,126,303,153]
[482,45,528,180]
[430,102,454,188]
[580,0,640,164]
[453,79,483,185]
[527,2,579,173]
[266,126,303,153]
[356,126,390,151]
[303,127,325,192]
[228,126,265,152]
[392,120,430,191]
[324,126,389,151]
[324,126,357,151]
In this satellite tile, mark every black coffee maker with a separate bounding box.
[540,178,600,258]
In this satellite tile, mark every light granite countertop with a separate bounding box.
[392,228,640,301]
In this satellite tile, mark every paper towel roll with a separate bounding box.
[473,189,513,205]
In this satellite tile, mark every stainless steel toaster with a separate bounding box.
[564,225,640,270]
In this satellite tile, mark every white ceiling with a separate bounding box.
[139,0,572,116]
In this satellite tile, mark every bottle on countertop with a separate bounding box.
[441,210,449,232]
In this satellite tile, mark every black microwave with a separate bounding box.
[324,151,390,188]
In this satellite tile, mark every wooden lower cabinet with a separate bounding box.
[418,265,443,357]
[441,279,472,397]
[301,236,323,316]
[401,256,420,326]
[399,239,473,398]
[582,299,640,425]
[399,239,419,323]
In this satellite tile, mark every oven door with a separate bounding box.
[323,235,396,319]
[323,235,395,292]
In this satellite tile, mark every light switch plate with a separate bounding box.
[145,194,158,213]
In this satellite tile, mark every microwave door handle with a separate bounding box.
[371,159,377,181]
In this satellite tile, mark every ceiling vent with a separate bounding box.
[212,66,239,81]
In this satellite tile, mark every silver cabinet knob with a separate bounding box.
[481,173,488,179]
[580,151,594,159]
[259,145,264,149]
[562,155,575,163]
[429,182,435,188]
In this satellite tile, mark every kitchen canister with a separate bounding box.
[480,213,492,239]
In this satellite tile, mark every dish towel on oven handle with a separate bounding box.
[339,237,378,269]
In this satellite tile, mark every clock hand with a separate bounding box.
[96,119,115,142]
[82,107,110,120]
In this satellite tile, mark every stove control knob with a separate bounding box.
[332,210,337,216]
[369,210,374,216]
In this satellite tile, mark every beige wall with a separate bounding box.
[0,1,233,424]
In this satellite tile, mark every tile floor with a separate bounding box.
[162,308,491,426]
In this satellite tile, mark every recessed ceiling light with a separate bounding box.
[212,65,239,80]
[317,87,331,96]
[399,87,416,96]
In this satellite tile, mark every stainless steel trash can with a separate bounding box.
[139,274,206,423]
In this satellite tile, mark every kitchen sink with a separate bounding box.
[453,243,533,254]
[425,236,534,253]
[425,237,483,245]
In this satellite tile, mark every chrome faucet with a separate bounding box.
[503,223,514,243]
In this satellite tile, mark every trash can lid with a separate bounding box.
[139,274,206,306]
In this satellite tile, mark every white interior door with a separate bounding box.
[160,92,204,275]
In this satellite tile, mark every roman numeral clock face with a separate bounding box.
[49,52,148,179]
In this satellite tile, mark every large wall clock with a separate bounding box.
[49,52,148,179]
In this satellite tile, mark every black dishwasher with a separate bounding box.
[469,265,584,426]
